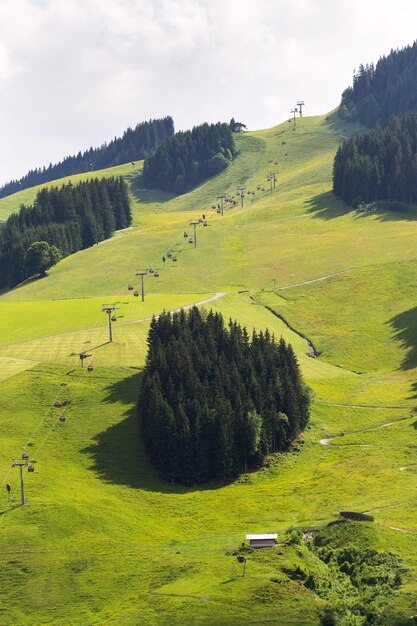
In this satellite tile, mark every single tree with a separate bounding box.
[25,241,61,278]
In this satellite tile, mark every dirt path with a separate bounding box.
[274,268,355,291]
[319,416,413,447]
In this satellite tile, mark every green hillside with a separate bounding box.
[0,113,416,625]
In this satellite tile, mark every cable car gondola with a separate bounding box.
[111,315,117,322]
[188,238,193,244]
[172,256,177,262]
[154,271,159,277]
[87,364,93,372]
[27,464,35,473]
[59,414,66,422]
[134,290,139,297]
[128,284,133,291]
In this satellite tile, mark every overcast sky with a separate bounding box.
[1,0,417,185]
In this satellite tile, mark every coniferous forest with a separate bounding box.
[0,117,174,199]
[333,112,417,206]
[138,307,310,484]
[141,122,237,194]
[339,41,417,127]
[0,177,131,288]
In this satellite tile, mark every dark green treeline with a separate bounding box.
[0,177,131,288]
[0,117,174,199]
[339,41,417,127]
[141,122,237,194]
[138,307,310,484]
[333,112,417,205]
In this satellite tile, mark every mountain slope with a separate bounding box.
[0,112,416,625]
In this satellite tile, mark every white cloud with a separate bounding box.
[1,0,417,183]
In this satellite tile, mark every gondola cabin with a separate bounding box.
[87,364,93,372]
[134,290,139,297]
[246,534,278,549]
[111,315,117,322]
[154,271,159,277]
[59,414,66,422]
[128,284,133,291]
[188,238,193,243]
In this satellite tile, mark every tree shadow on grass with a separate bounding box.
[81,371,235,494]
[387,307,417,371]
[305,191,351,220]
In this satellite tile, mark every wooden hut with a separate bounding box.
[246,533,278,548]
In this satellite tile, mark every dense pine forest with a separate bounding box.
[333,112,417,206]
[141,122,237,194]
[0,177,131,288]
[339,41,417,127]
[0,117,174,199]
[138,307,310,484]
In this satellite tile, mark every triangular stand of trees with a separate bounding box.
[0,177,131,288]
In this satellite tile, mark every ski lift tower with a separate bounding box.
[237,186,246,208]
[290,108,298,129]
[217,194,227,216]
[102,303,118,343]
[297,101,305,117]
[135,269,148,302]
[11,452,32,505]
[189,220,200,248]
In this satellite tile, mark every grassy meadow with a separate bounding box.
[0,113,417,625]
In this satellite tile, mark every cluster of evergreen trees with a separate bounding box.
[0,177,131,288]
[0,117,174,199]
[339,41,417,127]
[139,307,310,484]
[141,122,237,194]
[333,112,417,205]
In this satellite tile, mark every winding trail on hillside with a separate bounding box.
[249,295,317,357]
[0,292,227,350]
[319,415,413,446]
[273,268,355,291]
